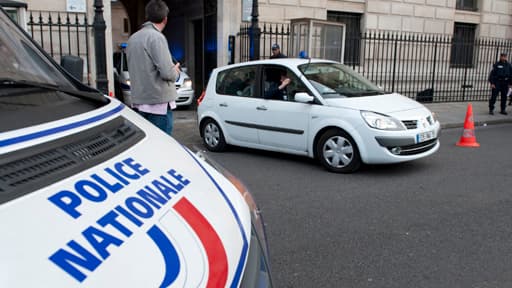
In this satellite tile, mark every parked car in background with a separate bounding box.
[197,58,441,173]
[113,44,194,108]
[0,8,272,287]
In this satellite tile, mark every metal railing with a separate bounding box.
[27,11,92,85]
[237,23,512,102]
[238,22,290,62]
[352,32,511,102]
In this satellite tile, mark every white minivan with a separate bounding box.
[0,8,271,287]
[197,59,441,173]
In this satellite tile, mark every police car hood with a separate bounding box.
[323,93,425,114]
[0,101,252,287]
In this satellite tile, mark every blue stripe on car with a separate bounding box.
[0,104,124,147]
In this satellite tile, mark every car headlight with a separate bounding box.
[430,112,438,124]
[126,80,131,87]
[183,78,192,89]
[361,111,405,131]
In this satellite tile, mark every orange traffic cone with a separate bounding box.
[456,103,480,147]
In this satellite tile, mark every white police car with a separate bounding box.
[113,43,194,108]
[0,8,271,287]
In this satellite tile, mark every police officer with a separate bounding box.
[270,43,287,59]
[488,52,511,115]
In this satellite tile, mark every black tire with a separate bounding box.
[316,129,361,173]
[201,119,227,152]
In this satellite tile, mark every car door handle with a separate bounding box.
[219,102,228,107]
[256,106,267,111]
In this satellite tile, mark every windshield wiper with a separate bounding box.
[0,78,108,104]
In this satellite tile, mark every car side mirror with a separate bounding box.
[295,92,314,103]
[60,55,83,81]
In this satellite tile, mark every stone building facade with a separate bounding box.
[248,0,512,38]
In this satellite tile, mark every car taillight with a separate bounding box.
[197,90,206,106]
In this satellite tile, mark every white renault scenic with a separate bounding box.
[197,59,441,173]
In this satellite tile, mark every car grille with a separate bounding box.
[402,120,418,129]
[176,97,190,103]
[0,117,145,204]
[388,138,438,156]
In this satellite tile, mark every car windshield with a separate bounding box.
[0,10,106,132]
[299,62,384,98]
[0,10,73,88]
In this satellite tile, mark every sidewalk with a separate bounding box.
[424,101,512,128]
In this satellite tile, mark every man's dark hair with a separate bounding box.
[145,0,169,23]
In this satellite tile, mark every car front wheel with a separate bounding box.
[316,129,361,173]
[202,119,227,152]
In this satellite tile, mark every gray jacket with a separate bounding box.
[126,22,178,105]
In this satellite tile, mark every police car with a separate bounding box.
[0,8,271,287]
[113,43,194,108]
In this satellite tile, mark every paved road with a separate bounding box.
[175,118,512,288]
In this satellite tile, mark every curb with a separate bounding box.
[441,118,512,129]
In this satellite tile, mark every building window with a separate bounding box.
[456,0,478,11]
[327,11,362,66]
[450,23,477,68]
[123,18,130,35]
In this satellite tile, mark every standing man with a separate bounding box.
[127,0,180,135]
[270,43,287,59]
[488,52,511,115]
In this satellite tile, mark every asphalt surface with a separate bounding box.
[198,124,512,288]
[171,102,512,287]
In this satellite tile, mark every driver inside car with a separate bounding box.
[264,69,291,100]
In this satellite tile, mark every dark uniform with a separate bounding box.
[488,54,511,115]
[270,43,287,59]
[270,52,287,59]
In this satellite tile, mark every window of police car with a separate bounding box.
[0,11,107,132]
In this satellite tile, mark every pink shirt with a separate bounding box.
[134,101,177,115]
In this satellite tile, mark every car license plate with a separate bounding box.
[416,130,435,143]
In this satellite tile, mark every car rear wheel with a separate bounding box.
[316,129,361,173]
[202,119,227,152]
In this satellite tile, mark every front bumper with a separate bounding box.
[358,121,441,164]
[375,127,442,156]
[176,89,194,106]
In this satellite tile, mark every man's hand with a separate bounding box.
[491,83,496,89]
[279,77,291,90]
[174,62,181,74]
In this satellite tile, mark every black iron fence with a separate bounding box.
[238,22,290,62]
[237,23,512,103]
[27,11,93,85]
